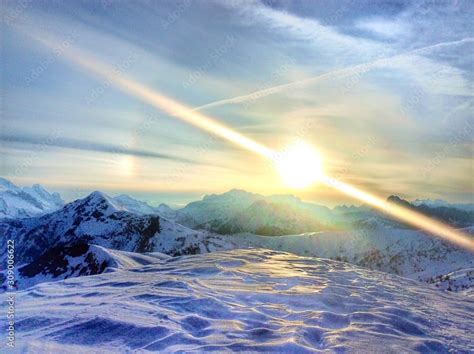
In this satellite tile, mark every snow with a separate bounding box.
[0,178,64,219]
[113,194,158,215]
[413,198,474,212]
[426,268,474,295]
[4,248,473,352]
[227,228,474,291]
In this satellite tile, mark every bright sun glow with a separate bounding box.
[117,156,135,177]
[274,140,323,189]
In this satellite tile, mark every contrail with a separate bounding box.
[193,38,474,112]
[13,24,474,252]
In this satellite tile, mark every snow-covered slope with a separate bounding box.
[0,191,235,268]
[156,203,177,219]
[0,241,168,291]
[227,227,474,292]
[426,268,474,295]
[4,249,473,352]
[0,178,64,219]
[112,194,178,219]
[113,194,158,215]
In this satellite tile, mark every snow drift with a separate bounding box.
[4,249,473,352]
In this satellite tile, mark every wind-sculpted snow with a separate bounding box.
[5,249,474,352]
[231,228,474,292]
[1,243,170,290]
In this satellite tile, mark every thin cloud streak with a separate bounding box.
[193,38,474,112]
[2,134,195,163]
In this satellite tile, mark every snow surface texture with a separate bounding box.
[0,178,64,219]
[230,228,474,295]
[3,249,473,353]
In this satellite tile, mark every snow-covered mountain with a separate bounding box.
[174,190,473,235]
[112,194,158,215]
[387,195,473,227]
[413,198,474,212]
[212,199,333,235]
[0,191,235,270]
[156,202,177,219]
[7,249,474,352]
[176,189,335,234]
[111,194,178,220]
[0,177,64,219]
[176,189,262,228]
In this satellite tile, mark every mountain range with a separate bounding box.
[174,189,473,235]
[0,190,234,289]
[0,178,64,219]
[1,177,473,294]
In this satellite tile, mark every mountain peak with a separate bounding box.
[112,194,157,215]
[0,177,19,192]
[386,195,411,207]
[78,191,124,214]
[0,177,64,218]
[115,194,133,201]
[203,189,260,202]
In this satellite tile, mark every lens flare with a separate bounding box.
[15,25,474,252]
[320,176,474,251]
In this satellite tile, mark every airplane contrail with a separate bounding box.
[193,38,474,112]
[13,23,474,252]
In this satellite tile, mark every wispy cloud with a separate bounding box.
[194,38,474,112]
[355,17,410,39]
[2,134,195,163]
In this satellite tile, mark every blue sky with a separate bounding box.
[1,0,473,206]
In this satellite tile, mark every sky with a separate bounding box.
[1,0,473,207]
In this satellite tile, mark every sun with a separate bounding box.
[117,156,135,177]
[273,140,323,189]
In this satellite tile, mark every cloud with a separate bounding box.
[355,17,411,39]
[2,134,195,163]
[224,0,383,56]
[193,38,474,112]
